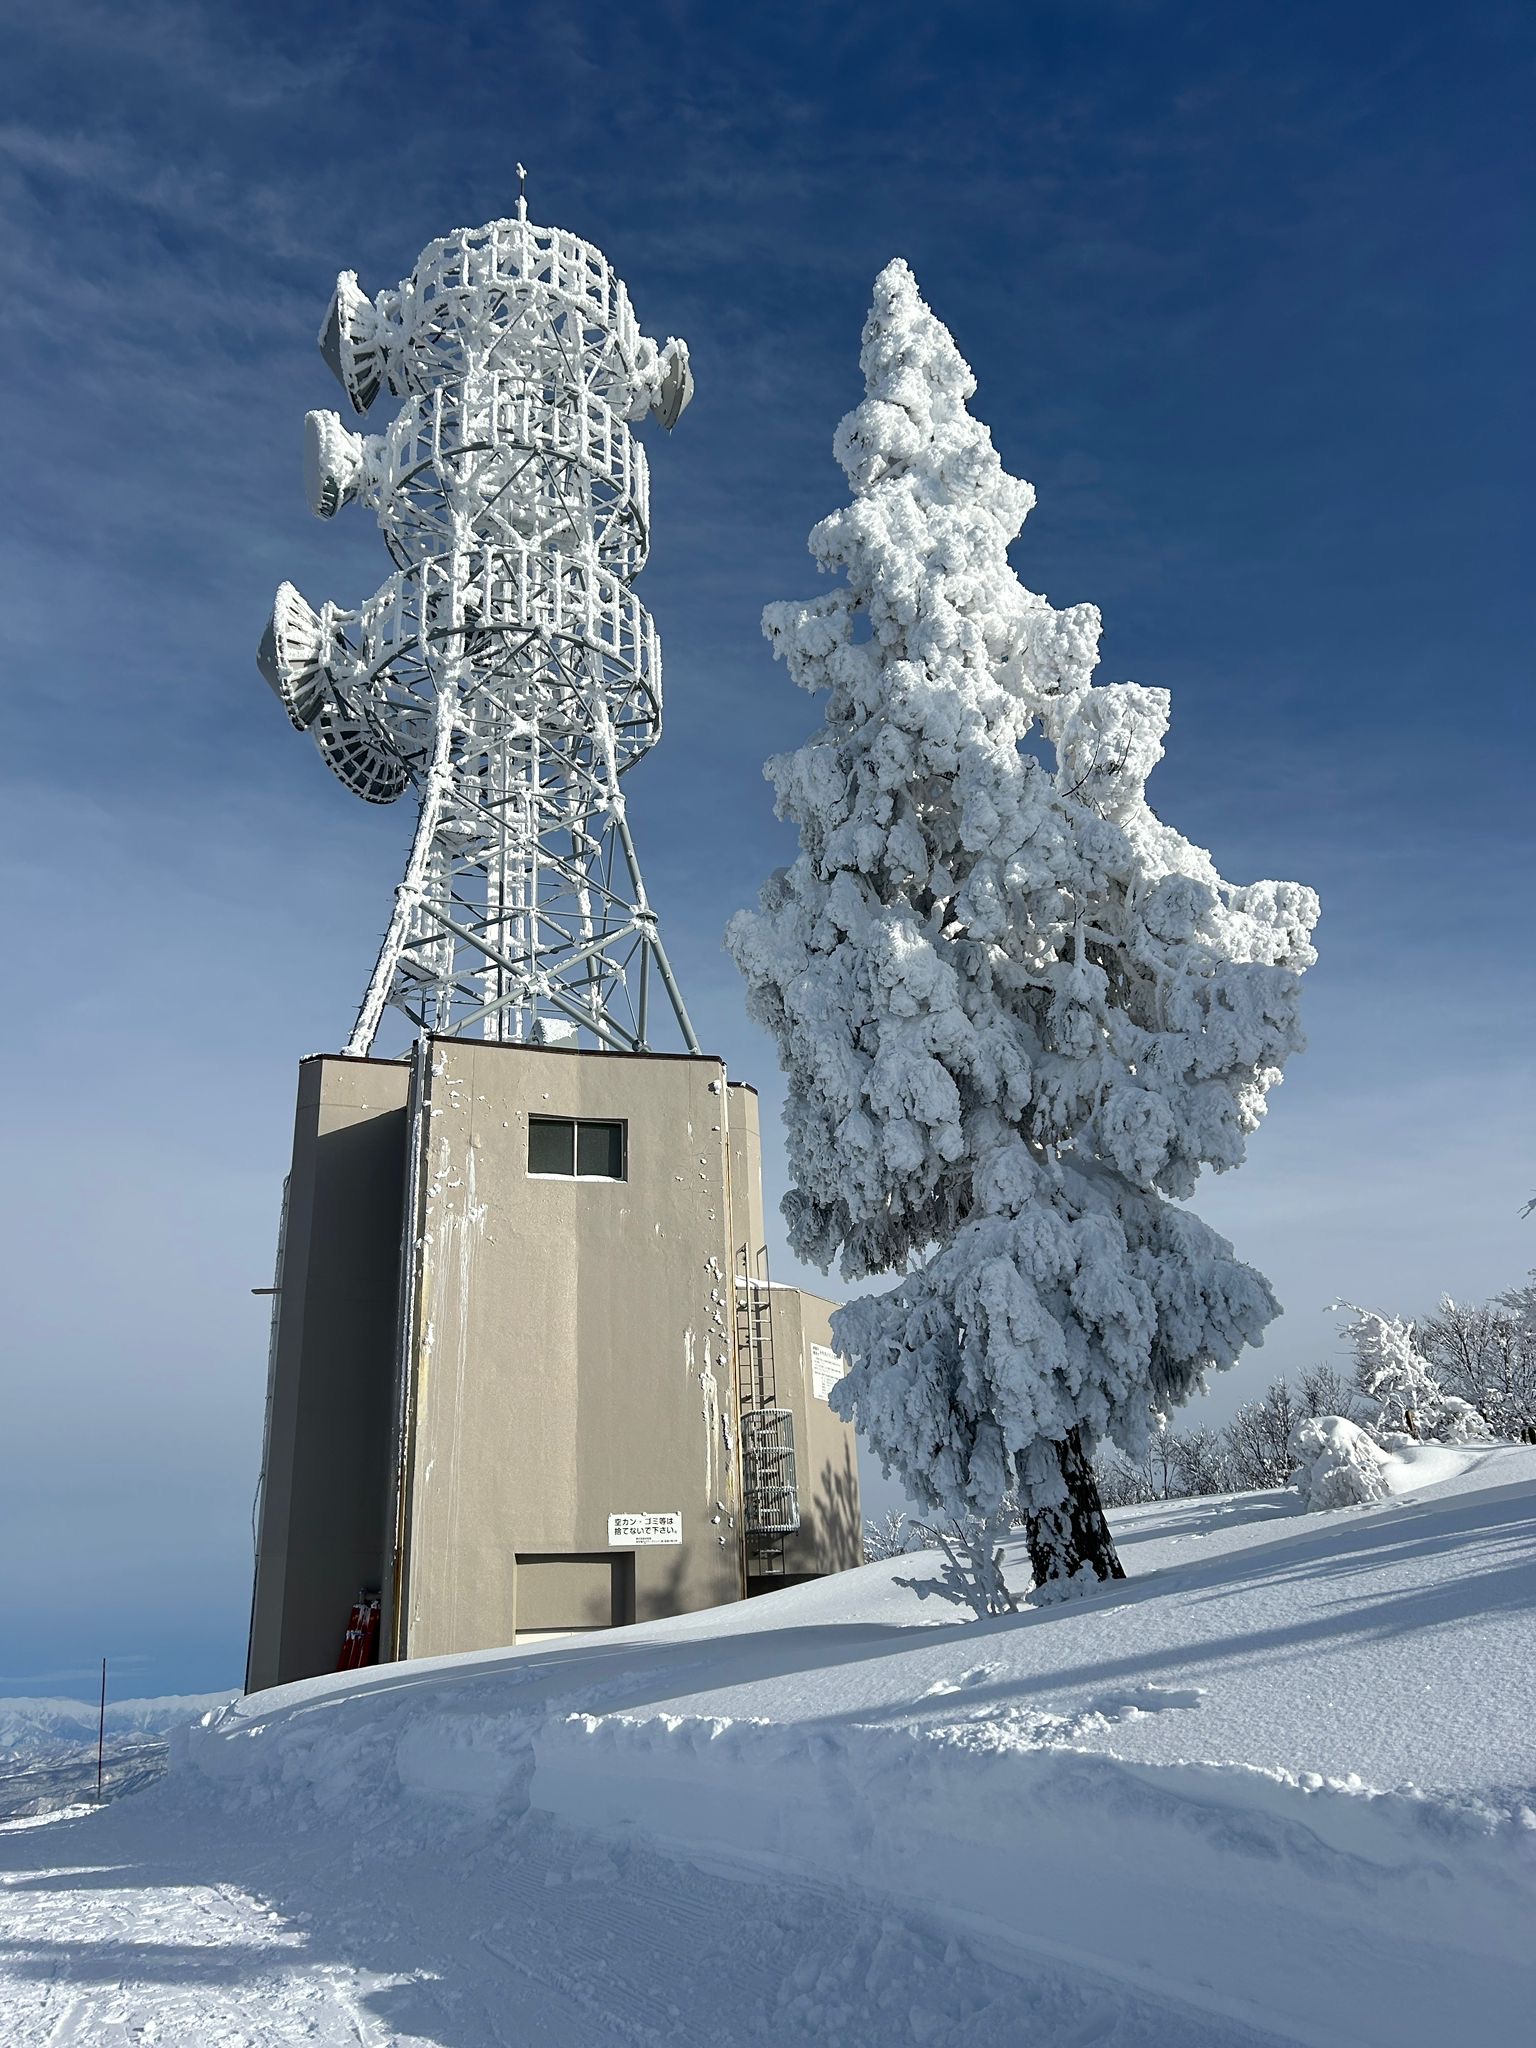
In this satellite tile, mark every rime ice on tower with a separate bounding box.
[258,187,698,1056]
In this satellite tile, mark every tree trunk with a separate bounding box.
[1023,1427,1125,1598]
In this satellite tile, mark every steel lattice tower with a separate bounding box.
[258,189,699,1057]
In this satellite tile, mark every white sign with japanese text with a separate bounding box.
[607,1512,682,1547]
[810,1345,847,1402]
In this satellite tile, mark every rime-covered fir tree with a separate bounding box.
[727,262,1319,1598]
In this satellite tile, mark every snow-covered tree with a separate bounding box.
[1329,1301,1490,1442]
[728,261,1318,1599]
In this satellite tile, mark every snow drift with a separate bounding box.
[3,1447,1533,2046]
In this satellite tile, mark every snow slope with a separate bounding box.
[1,1447,1532,2046]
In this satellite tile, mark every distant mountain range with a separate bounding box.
[0,1693,234,1765]
[0,1694,235,1819]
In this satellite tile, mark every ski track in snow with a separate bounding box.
[2,1447,1534,2046]
[0,1796,1275,2048]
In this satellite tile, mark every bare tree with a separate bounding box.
[1170,1426,1236,1497]
[1224,1380,1305,1488]
[1297,1362,1353,1419]
[1093,1452,1161,1508]
[1095,1423,1236,1503]
[1416,1283,1536,1440]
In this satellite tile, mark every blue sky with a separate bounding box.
[1,0,1530,1700]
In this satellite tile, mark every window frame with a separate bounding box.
[526,1113,628,1183]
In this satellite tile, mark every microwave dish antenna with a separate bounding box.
[257,205,699,1057]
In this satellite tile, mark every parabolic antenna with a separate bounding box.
[303,411,366,519]
[257,582,329,731]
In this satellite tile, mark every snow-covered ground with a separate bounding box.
[3,1447,1532,2046]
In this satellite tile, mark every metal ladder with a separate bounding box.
[734,1244,799,1576]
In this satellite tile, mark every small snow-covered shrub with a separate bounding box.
[1428,1395,1493,1445]
[1289,1416,1392,1511]
[862,1511,916,1561]
[896,1513,1021,1618]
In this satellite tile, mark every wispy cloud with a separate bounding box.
[0,1659,150,1689]
[0,119,329,265]
[13,0,349,112]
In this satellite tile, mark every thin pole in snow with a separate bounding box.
[96,1658,106,1804]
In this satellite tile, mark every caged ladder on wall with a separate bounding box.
[734,1243,800,1576]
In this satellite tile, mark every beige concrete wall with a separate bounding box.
[766,1287,864,1578]
[398,1041,745,1656]
[725,1081,766,1283]
[247,1056,410,1691]
[248,1041,862,1686]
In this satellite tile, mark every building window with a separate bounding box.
[528,1116,626,1181]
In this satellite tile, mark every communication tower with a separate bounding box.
[246,195,862,1684]
[258,183,699,1056]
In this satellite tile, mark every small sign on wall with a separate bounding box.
[810,1344,847,1402]
[607,1512,682,1547]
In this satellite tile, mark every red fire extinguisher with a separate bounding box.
[337,1595,381,1670]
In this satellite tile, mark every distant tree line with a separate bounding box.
[863,1271,1536,1555]
[1094,1270,1536,1507]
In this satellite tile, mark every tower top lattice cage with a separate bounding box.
[259,190,698,1058]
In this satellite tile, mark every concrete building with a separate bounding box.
[247,1040,861,1691]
